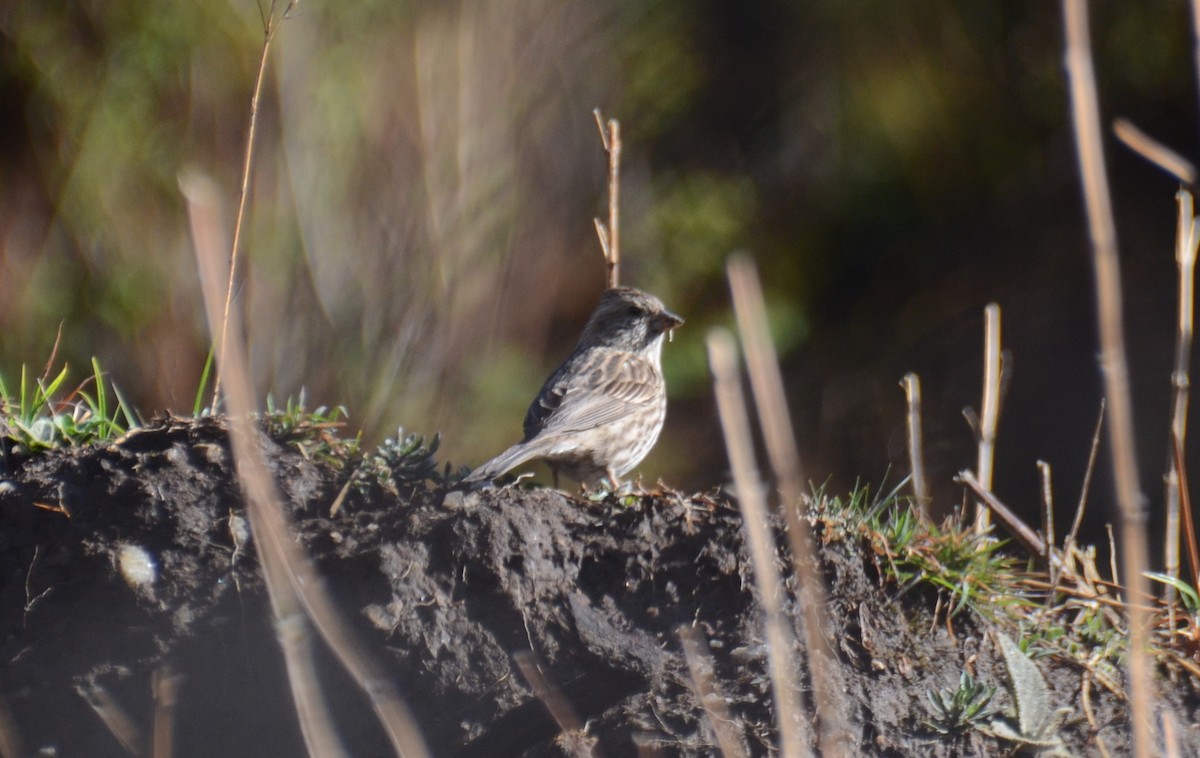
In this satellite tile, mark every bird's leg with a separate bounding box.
[550,464,561,490]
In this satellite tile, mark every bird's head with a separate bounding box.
[579,287,684,352]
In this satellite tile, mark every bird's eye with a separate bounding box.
[625,305,641,317]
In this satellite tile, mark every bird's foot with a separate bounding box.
[580,478,636,502]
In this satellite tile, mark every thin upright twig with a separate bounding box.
[708,329,810,758]
[1062,3,1154,753]
[212,0,297,412]
[1164,190,1199,599]
[1065,400,1106,567]
[1172,433,1200,587]
[593,109,621,288]
[900,373,929,517]
[726,255,849,757]
[974,303,1002,533]
[1038,460,1055,577]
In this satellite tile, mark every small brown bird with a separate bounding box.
[466,286,683,489]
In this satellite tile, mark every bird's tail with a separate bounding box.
[462,441,541,485]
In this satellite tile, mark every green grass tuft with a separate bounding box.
[0,360,137,453]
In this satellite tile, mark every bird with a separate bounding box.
[465,286,683,490]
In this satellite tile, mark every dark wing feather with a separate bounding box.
[523,362,571,439]
[525,350,659,438]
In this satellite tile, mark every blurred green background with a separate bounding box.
[0,2,1195,520]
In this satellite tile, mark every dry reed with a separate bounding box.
[900,372,929,517]
[1062,2,1155,753]
[708,328,810,758]
[973,303,1002,533]
[726,255,850,757]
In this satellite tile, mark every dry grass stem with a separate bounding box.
[707,329,811,758]
[280,612,351,758]
[80,683,142,756]
[900,373,929,517]
[726,255,849,757]
[1046,405,1106,611]
[593,109,622,288]
[513,652,590,749]
[974,303,1002,533]
[958,470,1068,575]
[1105,524,1119,588]
[1063,2,1156,751]
[677,626,749,758]
[184,172,350,758]
[1172,434,1200,585]
[38,322,64,385]
[1038,460,1055,574]
[211,0,296,412]
[1022,578,1135,615]
[726,256,807,502]
[1070,402,1104,568]
[183,172,430,758]
[1162,709,1181,758]
[151,666,181,758]
[1165,190,1199,598]
[1112,118,1197,187]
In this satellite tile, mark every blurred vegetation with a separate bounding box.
[0,2,1196,504]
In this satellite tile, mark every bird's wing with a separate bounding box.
[523,362,570,438]
[529,350,660,436]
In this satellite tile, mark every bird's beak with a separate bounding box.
[654,309,685,341]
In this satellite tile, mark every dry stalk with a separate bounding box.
[1043,402,1104,622]
[512,652,590,749]
[726,255,849,757]
[79,683,142,756]
[1172,433,1200,586]
[1063,2,1156,751]
[707,329,810,758]
[958,470,1068,576]
[151,666,181,758]
[900,373,929,517]
[1065,401,1105,571]
[182,172,429,758]
[1162,709,1181,758]
[1105,524,1119,588]
[974,303,1002,533]
[677,626,749,758]
[184,172,349,758]
[37,321,64,385]
[593,109,621,288]
[1038,460,1055,577]
[1165,191,1200,600]
[212,0,296,412]
[1112,119,1197,187]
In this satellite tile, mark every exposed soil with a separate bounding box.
[1,417,1197,756]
